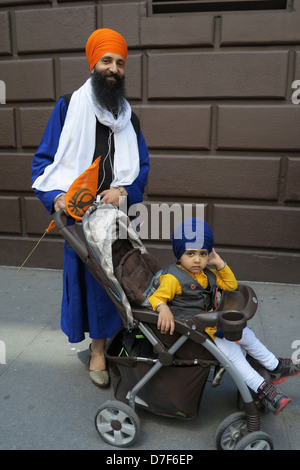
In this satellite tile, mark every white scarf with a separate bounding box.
[32,78,140,193]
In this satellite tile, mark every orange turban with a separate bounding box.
[86,28,128,71]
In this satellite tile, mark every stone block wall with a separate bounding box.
[0,0,300,283]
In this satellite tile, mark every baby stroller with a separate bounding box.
[54,202,274,450]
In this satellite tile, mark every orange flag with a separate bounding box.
[65,156,101,221]
[42,156,101,265]
[17,157,101,272]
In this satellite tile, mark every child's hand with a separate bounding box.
[208,248,226,271]
[156,304,175,335]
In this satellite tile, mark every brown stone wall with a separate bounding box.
[0,0,300,283]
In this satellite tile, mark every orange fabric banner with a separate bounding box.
[65,156,101,221]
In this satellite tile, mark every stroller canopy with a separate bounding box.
[82,202,151,329]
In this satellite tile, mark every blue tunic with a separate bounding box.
[32,97,150,343]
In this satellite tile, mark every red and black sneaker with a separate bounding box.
[257,381,291,415]
[270,358,300,385]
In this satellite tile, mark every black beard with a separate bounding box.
[91,69,126,117]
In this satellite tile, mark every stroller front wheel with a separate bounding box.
[95,400,140,447]
[215,411,248,450]
[234,431,273,450]
[215,412,273,450]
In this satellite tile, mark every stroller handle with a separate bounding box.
[53,208,66,230]
[53,209,88,262]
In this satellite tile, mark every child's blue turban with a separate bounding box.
[172,218,214,260]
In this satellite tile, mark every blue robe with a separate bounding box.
[32,97,150,343]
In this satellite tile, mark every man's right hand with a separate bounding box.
[54,193,67,214]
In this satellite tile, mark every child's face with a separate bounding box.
[179,249,209,274]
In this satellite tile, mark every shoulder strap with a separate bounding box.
[130,111,140,141]
[62,93,72,109]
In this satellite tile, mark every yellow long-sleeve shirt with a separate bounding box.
[148,263,238,311]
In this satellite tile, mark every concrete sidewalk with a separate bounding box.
[0,265,299,451]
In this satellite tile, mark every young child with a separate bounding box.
[148,218,300,415]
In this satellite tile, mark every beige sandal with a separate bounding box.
[88,344,109,387]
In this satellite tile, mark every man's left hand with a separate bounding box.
[100,187,127,207]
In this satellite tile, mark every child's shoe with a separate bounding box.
[270,358,300,385]
[257,381,291,415]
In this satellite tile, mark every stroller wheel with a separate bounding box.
[215,412,248,450]
[95,400,140,447]
[234,431,273,450]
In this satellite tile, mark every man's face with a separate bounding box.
[91,52,126,114]
[94,52,125,84]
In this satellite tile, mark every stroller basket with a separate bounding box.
[106,327,217,419]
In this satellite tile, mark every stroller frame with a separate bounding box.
[54,205,274,450]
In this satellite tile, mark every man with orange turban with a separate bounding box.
[32,28,150,387]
